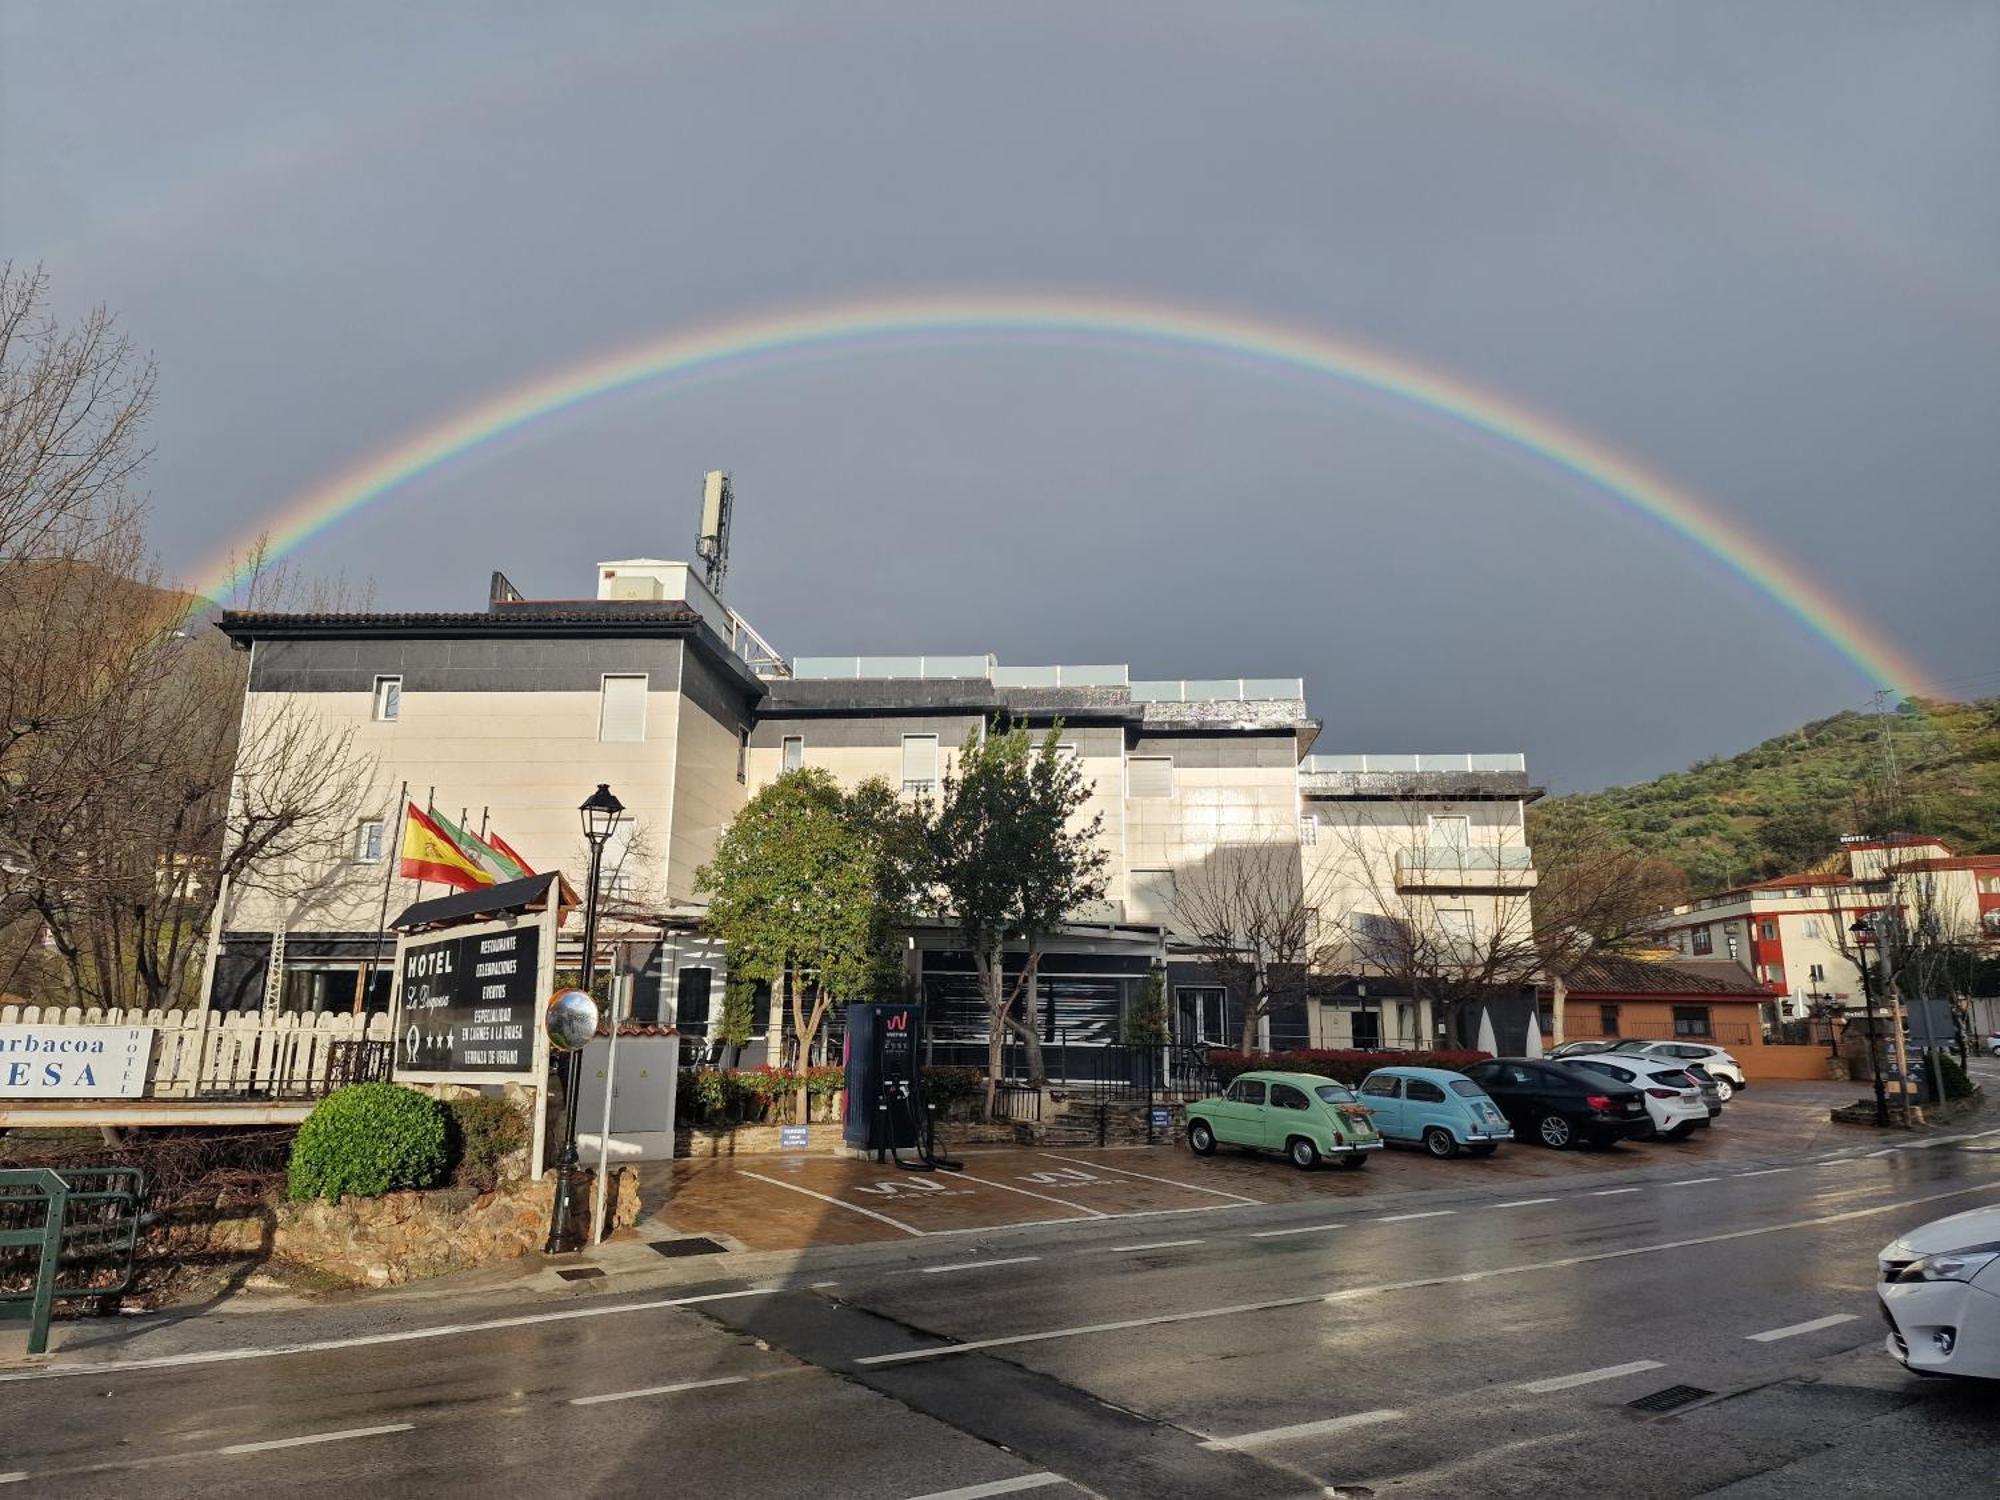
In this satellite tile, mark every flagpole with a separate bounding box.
[356,781,409,1015]
[414,785,434,907]
[479,806,490,840]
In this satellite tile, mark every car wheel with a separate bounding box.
[1668,1122,1697,1140]
[1422,1126,1459,1160]
[1713,1077,1735,1103]
[1537,1113,1575,1149]
[1288,1136,1320,1171]
[1466,1143,1498,1158]
[1339,1153,1369,1170]
[1188,1120,1216,1155]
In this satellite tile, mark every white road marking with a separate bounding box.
[0,1474,27,1485]
[1516,1360,1664,1394]
[219,1423,414,1455]
[920,1257,1043,1275]
[1867,1148,1900,1158]
[0,1287,781,1383]
[1107,1239,1204,1253]
[903,1474,1068,1500]
[1747,1313,1860,1343]
[1591,1188,1642,1197]
[951,1172,1109,1218]
[1492,1198,1558,1209]
[1669,1177,1721,1186]
[1736,1168,1793,1178]
[857,1180,2000,1367]
[1036,1153,1264,1205]
[570,1375,749,1406]
[1198,1408,1405,1450]
[1375,1210,1455,1223]
[739,1172,925,1236]
[1250,1223,1345,1239]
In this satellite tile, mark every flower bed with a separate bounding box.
[675,1064,988,1127]
[1204,1048,1491,1086]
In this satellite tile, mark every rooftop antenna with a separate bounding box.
[696,470,733,599]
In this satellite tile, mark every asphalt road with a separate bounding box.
[4,1122,1999,1498]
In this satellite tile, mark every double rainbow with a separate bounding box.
[192,291,1932,696]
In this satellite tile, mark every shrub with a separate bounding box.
[920,1067,983,1116]
[1204,1048,1492,1087]
[445,1096,530,1193]
[288,1083,449,1203]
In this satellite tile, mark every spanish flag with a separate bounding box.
[399,804,494,892]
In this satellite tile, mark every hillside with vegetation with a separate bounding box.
[1532,697,2000,896]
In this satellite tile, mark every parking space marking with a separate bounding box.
[1198,1408,1405,1451]
[1747,1313,1859,1343]
[1375,1210,1455,1223]
[570,1375,750,1406]
[1107,1239,1204,1253]
[218,1423,414,1455]
[951,1172,1108,1218]
[1515,1360,1663,1393]
[1590,1188,1641,1197]
[1035,1154,1264,1205]
[738,1172,925,1236]
[920,1257,1043,1275]
[903,1474,1068,1500]
[1493,1198,1558,1209]
[1249,1222,1345,1239]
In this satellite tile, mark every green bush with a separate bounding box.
[288,1083,449,1203]
[445,1095,529,1193]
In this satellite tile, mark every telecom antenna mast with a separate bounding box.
[696,469,733,598]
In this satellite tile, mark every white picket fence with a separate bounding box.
[0,1004,394,1100]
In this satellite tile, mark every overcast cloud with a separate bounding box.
[4,0,1994,790]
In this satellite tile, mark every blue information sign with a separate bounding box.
[1149,1106,1171,1130]
[780,1125,810,1149]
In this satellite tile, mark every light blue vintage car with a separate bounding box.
[1357,1066,1513,1159]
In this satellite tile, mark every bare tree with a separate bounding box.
[1170,836,1320,1055]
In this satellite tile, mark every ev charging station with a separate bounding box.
[843,1001,960,1172]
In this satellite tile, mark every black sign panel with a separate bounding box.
[397,925,541,1077]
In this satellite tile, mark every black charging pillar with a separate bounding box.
[843,1001,924,1155]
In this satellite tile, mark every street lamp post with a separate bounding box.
[546,783,624,1254]
[1853,919,1890,1129]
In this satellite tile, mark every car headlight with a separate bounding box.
[1887,1244,2000,1284]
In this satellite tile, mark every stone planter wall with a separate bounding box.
[677,1118,1029,1157]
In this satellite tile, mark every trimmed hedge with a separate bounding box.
[288,1083,449,1203]
[676,1063,987,1125]
[1204,1049,1492,1086]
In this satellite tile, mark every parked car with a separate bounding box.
[1986,1032,2000,1058]
[1607,1040,1747,1098]
[1878,1204,2000,1380]
[1460,1059,1651,1149]
[1547,1041,1616,1059]
[1683,1063,1725,1123]
[1357,1066,1513,1158]
[1563,1055,1708,1140]
[1186,1070,1384,1169]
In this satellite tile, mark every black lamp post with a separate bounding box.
[546,783,624,1254]
[1853,918,1890,1128]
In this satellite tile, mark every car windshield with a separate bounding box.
[1448,1080,1485,1097]
[1314,1084,1359,1105]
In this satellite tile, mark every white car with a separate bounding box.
[1609,1040,1746,1098]
[1564,1056,1708,1140]
[1878,1205,2000,1380]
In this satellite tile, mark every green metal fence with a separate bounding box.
[1,1166,146,1355]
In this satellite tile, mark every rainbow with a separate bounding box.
[192,292,1934,695]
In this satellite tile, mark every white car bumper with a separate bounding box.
[1880,1279,2000,1379]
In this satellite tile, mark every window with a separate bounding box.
[1298,814,1319,846]
[371,675,401,722]
[1428,813,1470,845]
[603,817,635,900]
[1672,1006,1713,1038]
[1808,963,1826,983]
[781,735,804,772]
[1360,1075,1401,1099]
[1226,1079,1266,1106]
[1691,927,1714,955]
[1599,1004,1621,1037]
[1801,918,1824,939]
[1350,1008,1382,1050]
[1130,868,1176,922]
[355,819,385,864]
[1406,1078,1447,1104]
[901,734,939,793]
[1174,986,1229,1045]
[1758,920,1778,941]
[1448,1080,1485,1098]
[1126,755,1174,799]
[1270,1083,1311,1111]
[737,726,749,783]
[1314,1084,1359,1106]
[598,674,647,742]
[676,967,713,1033]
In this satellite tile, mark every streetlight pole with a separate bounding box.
[546,783,623,1255]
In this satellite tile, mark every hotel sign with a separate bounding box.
[0,1024,154,1099]
[393,917,547,1082]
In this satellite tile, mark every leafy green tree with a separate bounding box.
[696,769,912,1120]
[1121,964,1169,1049]
[923,720,1108,1113]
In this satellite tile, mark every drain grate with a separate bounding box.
[648,1236,727,1259]
[556,1266,607,1282]
[1628,1384,1714,1414]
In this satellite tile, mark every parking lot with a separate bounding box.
[647,1077,1872,1250]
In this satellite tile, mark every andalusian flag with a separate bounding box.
[479,828,535,881]
[399,804,493,892]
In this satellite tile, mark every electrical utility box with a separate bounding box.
[843,1002,925,1152]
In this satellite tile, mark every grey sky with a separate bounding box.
[5,1,1995,791]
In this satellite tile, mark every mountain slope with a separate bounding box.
[1532,697,2000,895]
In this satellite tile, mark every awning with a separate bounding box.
[391,871,577,931]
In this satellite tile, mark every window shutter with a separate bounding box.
[1127,756,1174,799]
[599,675,647,742]
[901,734,939,788]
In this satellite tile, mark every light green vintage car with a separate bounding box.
[1185,1070,1384,1170]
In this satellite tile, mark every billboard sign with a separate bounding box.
[393,914,550,1083]
[0,1024,154,1099]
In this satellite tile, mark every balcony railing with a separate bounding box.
[1305,753,1526,773]
[1394,845,1538,891]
